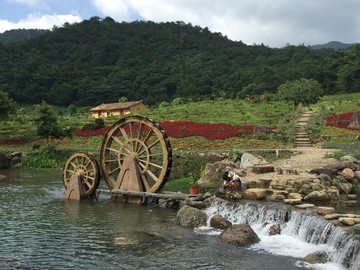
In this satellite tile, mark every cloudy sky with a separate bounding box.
[0,0,359,47]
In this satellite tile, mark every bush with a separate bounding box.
[169,152,207,185]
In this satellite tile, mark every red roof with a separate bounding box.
[90,101,144,112]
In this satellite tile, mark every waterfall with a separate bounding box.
[202,200,360,270]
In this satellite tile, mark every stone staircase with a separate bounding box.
[294,111,313,147]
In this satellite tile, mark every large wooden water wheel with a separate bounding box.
[100,115,172,193]
[62,152,101,197]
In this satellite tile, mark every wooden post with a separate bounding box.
[64,174,86,201]
[112,155,145,204]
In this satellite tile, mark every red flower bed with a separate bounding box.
[326,111,360,129]
[74,121,275,140]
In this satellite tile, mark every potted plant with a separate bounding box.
[189,179,199,195]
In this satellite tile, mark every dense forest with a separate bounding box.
[0,16,359,106]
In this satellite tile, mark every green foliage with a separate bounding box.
[276,78,323,106]
[163,177,194,193]
[0,18,357,107]
[170,152,207,185]
[118,96,128,103]
[0,90,16,121]
[33,101,66,146]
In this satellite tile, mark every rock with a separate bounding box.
[240,153,266,169]
[288,193,303,200]
[325,213,342,220]
[318,173,332,183]
[354,171,360,180]
[210,214,232,230]
[338,182,353,195]
[353,224,360,234]
[243,188,273,200]
[317,207,335,215]
[339,217,360,226]
[295,203,315,209]
[267,194,285,202]
[252,165,274,174]
[348,194,357,200]
[309,167,338,176]
[0,153,10,169]
[219,224,260,246]
[304,251,330,264]
[284,199,302,205]
[258,178,272,188]
[341,168,355,180]
[176,205,208,228]
[0,174,7,180]
[268,224,281,235]
[303,190,330,202]
[326,187,340,200]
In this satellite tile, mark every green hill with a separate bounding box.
[0,17,359,107]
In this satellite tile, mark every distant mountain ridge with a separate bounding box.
[0,29,49,43]
[308,41,357,50]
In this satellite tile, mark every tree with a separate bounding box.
[0,90,16,120]
[34,101,65,146]
[276,78,323,106]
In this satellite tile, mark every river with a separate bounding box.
[0,169,358,269]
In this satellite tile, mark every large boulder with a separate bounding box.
[210,214,232,230]
[240,153,266,169]
[303,190,330,201]
[176,205,208,228]
[304,251,330,264]
[219,224,260,246]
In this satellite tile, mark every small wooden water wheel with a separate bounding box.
[62,152,101,197]
[100,115,172,193]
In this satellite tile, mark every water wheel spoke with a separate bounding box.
[140,173,151,190]
[148,139,160,150]
[108,166,120,176]
[138,158,163,170]
[144,168,160,183]
[143,129,154,144]
[135,123,144,152]
[83,178,93,189]
[111,135,124,146]
[105,158,119,163]
[106,147,120,154]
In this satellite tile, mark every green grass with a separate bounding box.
[313,93,360,114]
[163,177,194,193]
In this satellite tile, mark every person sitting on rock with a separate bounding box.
[222,171,241,193]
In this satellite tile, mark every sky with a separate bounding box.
[0,0,359,48]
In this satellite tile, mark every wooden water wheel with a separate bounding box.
[100,115,172,193]
[62,152,101,197]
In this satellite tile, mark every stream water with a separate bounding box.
[0,169,359,269]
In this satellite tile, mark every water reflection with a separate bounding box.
[0,168,300,270]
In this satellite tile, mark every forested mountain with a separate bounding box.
[308,41,357,50]
[0,16,359,106]
[0,29,49,43]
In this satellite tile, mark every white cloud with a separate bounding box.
[91,0,130,22]
[0,13,82,33]
[125,0,360,47]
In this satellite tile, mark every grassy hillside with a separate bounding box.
[0,93,358,164]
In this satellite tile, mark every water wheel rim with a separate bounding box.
[100,115,172,193]
[62,152,100,197]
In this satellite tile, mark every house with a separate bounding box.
[90,100,147,118]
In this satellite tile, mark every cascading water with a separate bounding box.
[200,200,360,270]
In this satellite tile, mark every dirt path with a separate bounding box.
[272,147,340,173]
[242,147,340,183]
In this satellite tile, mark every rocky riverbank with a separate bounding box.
[197,148,360,232]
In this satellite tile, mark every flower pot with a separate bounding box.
[189,185,199,195]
